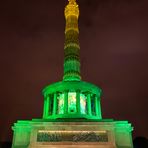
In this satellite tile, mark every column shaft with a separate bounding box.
[98,98,102,118]
[43,95,47,118]
[64,91,68,114]
[43,95,50,118]
[76,90,80,114]
[87,93,92,116]
[46,95,50,116]
[53,93,57,115]
[95,95,99,117]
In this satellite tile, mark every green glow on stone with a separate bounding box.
[42,81,102,120]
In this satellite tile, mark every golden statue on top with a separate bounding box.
[68,0,76,4]
[65,0,79,19]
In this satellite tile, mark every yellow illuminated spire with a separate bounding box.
[63,0,80,81]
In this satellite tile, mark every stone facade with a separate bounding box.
[12,121,133,148]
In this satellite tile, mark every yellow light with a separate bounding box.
[65,0,79,19]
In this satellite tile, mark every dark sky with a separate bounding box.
[0,0,148,142]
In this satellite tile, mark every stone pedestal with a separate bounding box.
[12,119,133,148]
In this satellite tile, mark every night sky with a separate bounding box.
[0,0,148,142]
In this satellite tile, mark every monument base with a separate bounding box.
[12,119,133,148]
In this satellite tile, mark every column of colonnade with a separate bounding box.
[87,93,92,116]
[53,93,57,115]
[76,90,80,114]
[43,94,50,118]
[43,95,47,118]
[64,91,68,114]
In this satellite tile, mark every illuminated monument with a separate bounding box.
[12,0,133,147]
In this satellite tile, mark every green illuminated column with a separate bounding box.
[95,95,99,117]
[43,96,47,118]
[76,90,80,114]
[98,98,102,119]
[43,95,49,118]
[46,95,50,116]
[87,93,92,116]
[53,93,57,115]
[64,91,68,114]
[41,0,103,120]
[63,0,81,81]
